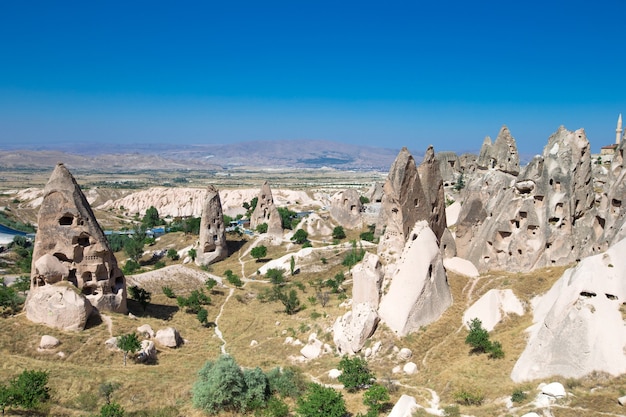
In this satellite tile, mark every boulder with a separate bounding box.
[333,303,379,355]
[250,181,283,241]
[462,289,524,331]
[403,362,418,375]
[541,382,566,398]
[196,185,228,266]
[105,337,118,350]
[511,237,626,382]
[387,394,418,417]
[137,324,155,338]
[443,257,479,278]
[378,221,452,336]
[300,338,323,360]
[136,340,156,363]
[618,395,626,406]
[445,201,462,227]
[27,163,127,318]
[328,369,342,379]
[397,348,412,361]
[39,335,60,349]
[328,189,363,229]
[25,283,93,331]
[155,327,183,348]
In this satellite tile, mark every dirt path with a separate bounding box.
[213,287,235,354]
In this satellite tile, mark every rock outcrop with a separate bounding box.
[462,289,523,331]
[328,189,363,229]
[250,181,283,241]
[196,185,228,266]
[26,163,126,330]
[378,221,452,336]
[456,127,603,272]
[25,282,93,331]
[333,253,383,354]
[476,125,520,175]
[511,237,626,382]
[376,147,447,263]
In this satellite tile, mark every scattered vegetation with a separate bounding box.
[342,240,365,268]
[297,383,347,417]
[0,369,50,415]
[465,318,504,359]
[338,356,375,392]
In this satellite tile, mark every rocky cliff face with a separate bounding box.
[456,127,609,272]
[196,185,228,266]
[250,181,283,241]
[476,125,520,176]
[26,163,126,329]
[328,189,363,230]
[511,237,626,382]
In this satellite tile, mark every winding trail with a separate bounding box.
[213,287,235,354]
[101,313,113,337]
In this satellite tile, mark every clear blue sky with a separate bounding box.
[0,1,624,154]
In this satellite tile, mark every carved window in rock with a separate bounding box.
[59,214,74,226]
[82,271,93,283]
[75,234,91,247]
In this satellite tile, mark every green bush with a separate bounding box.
[192,355,269,414]
[342,240,365,268]
[297,383,346,417]
[291,229,308,244]
[511,388,527,403]
[251,245,268,261]
[166,249,180,261]
[122,260,141,275]
[332,226,346,240]
[177,290,211,314]
[0,278,25,316]
[127,285,151,311]
[99,402,125,417]
[266,268,285,285]
[266,367,308,398]
[363,384,389,415]
[256,223,269,234]
[465,318,504,359]
[454,388,484,406]
[0,369,50,414]
[338,356,374,392]
[162,286,176,298]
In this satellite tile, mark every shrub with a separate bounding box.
[363,384,390,415]
[197,308,209,326]
[266,367,308,398]
[342,240,365,268]
[166,248,180,261]
[266,268,285,285]
[291,229,308,244]
[338,356,374,392]
[260,396,289,417]
[272,287,301,315]
[454,388,484,406]
[332,226,346,240]
[122,260,140,275]
[297,383,346,417]
[511,388,527,403]
[360,195,370,204]
[360,231,375,242]
[99,402,125,417]
[117,333,141,366]
[162,286,176,299]
[205,278,217,292]
[153,260,166,269]
[0,278,25,316]
[465,318,504,359]
[192,355,269,414]
[256,223,268,234]
[127,285,151,311]
[177,290,211,314]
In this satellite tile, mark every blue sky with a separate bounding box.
[0,1,624,154]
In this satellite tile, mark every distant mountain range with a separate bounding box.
[0,140,431,172]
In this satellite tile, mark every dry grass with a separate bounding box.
[1,239,624,416]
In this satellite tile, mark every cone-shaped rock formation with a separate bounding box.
[197,185,228,266]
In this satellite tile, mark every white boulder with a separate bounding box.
[333,303,379,355]
[541,382,566,398]
[137,340,156,363]
[397,347,412,361]
[328,369,342,379]
[137,324,155,338]
[39,335,60,349]
[25,283,93,331]
[300,338,323,360]
[387,394,418,417]
[155,327,183,348]
[443,256,479,278]
[403,362,418,375]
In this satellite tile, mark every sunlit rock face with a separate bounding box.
[329,189,363,230]
[511,237,626,382]
[26,163,126,330]
[455,127,610,272]
[196,185,228,266]
[250,180,283,243]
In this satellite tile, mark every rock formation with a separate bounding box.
[376,147,447,262]
[26,163,126,330]
[476,125,520,175]
[365,182,384,203]
[250,181,283,241]
[511,237,626,382]
[196,185,228,266]
[456,127,604,272]
[462,289,523,331]
[328,189,363,229]
[435,151,461,186]
[333,253,383,354]
[378,221,452,336]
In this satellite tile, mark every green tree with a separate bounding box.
[266,367,308,398]
[0,278,25,316]
[242,367,270,411]
[177,290,211,314]
[342,240,365,268]
[142,206,161,229]
[192,355,247,414]
[454,173,466,191]
[277,207,297,229]
[197,308,209,327]
[243,197,258,218]
[290,255,296,275]
[127,285,151,311]
[99,382,121,405]
[205,278,217,292]
[332,226,346,240]
[251,245,268,262]
[117,333,141,366]
[188,248,197,262]
[465,318,491,354]
[99,402,125,417]
[337,356,374,392]
[266,268,285,285]
[0,384,12,415]
[8,370,50,411]
[291,229,308,244]
[359,195,370,204]
[272,287,300,315]
[296,383,347,417]
[363,384,390,415]
[256,223,268,234]
[124,225,146,263]
[225,270,243,288]
[166,248,180,261]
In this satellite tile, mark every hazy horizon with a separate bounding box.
[1,1,624,155]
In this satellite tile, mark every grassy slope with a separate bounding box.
[1,234,626,416]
